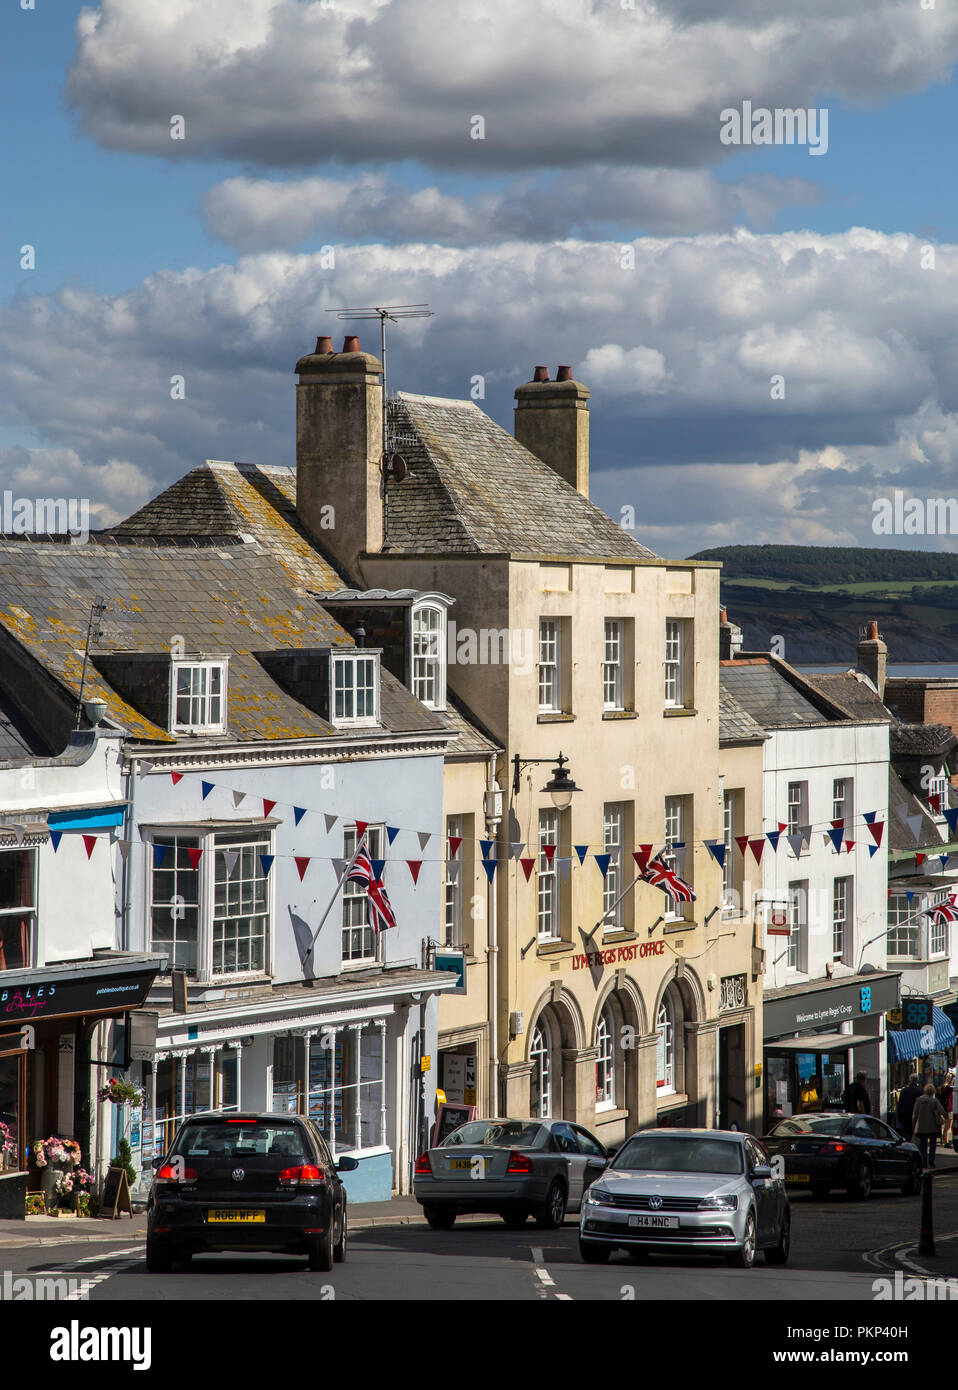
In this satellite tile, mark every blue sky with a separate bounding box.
[2,0,958,553]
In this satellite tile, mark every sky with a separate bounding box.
[2,0,958,555]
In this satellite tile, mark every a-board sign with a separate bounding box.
[101,1166,134,1219]
[432,1102,476,1147]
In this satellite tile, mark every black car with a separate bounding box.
[762,1112,922,1200]
[146,1111,357,1272]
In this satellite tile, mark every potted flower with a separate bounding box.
[97,1077,145,1107]
[33,1136,81,1207]
[0,1122,16,1170]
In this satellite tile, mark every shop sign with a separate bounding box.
[0,966,158,1023]
[764,973,900,1039]
[719,974,747,1013]
[900,997,934,1029]
[573,941,665,971]
[434,950,467,994]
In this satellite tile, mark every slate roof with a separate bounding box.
[382,393,660,559]
[890,722,958,759]
[719,659,833,731]
[718,682,766,744]
[803,670,894,724]
[889,767,946,852]
[0,538,444,747]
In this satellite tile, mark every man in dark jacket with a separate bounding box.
[842,1071,871,1114]
[897,1074,922,1138]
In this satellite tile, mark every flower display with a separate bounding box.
[0,1122,15,1155]
[33,1136,81,1168]
[97,1077,145,1106]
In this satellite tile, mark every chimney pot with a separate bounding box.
[865,619,879,640]
[315,335,333,354]
[556,365,573,381]
[343,335,360,354]
[533,365,550,382]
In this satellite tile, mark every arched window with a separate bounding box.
[595,1007,615,1111]
[656,998,675,1096]
[411,604,446,710]
[530,1022,552,1118]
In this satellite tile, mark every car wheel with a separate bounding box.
[499,1208,529,1228]
[423,1205,457,1230]
[901,1160,922,1197]
[536,1180,567,1230]
[849,1159,873,1200]
[728,1211,756,1268]
[307,1224,334,1272]
[579,1239,611,1264]
[810,1183,830,1199]
[765,1211,790,1266]
[145,1240,173,1274]
[334,1208,347,1263]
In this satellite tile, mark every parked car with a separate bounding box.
[145,1111,358,1273]
[414,1117,608,1229]
[762,1112,922,1199]
[578,1128,789,1268]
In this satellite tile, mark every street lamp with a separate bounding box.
[512,751,581,808]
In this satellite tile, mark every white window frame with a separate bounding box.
[929,888,950,957]
[887,894,918,959]
[331,652,380,728]
[603,803,624,929]
[832,876,851,963]
[663,795,686,920]
[0,848,37,972]
[928,767,949,812]
[832,776,853,828]
[342,824,385,965]
[537,809,560,940]
[787,781,808,841]
[530,1022,552,1118]
[656,999,675,1096]
[171,659,227,734]
[664,620,683,708]
[444,815,462,949]
[595,1007,615,1111]
[539,619,561,713]
[603,619,624,711]
[411,603,446,711]
[786,880,808,972]
[147,825,273,982]
[722,792,735,911]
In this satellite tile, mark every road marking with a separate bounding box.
[529,1244,573,1299]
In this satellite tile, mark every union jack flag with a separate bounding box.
[347,839,398,932]
[642,852,696,903]
[923,894,958,927]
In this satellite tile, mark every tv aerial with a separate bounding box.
[328,303,433,481]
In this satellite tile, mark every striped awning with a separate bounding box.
[887,1005,956,1061]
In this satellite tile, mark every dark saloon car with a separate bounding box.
[762,1112,922,1200]
[414,1117,609,1229]
[146,1111,358,1272]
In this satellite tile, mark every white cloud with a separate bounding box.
[67,0,958,170]
[3,227,958,549]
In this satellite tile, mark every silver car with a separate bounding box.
[579,1128,790,1268]
[414,1117,608,1229]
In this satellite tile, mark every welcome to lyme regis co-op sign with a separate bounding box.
[763,974,902,1040]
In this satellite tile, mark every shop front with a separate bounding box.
[763,970,901,1126]
[0,953,163,1194]
[887,1003,957,1118]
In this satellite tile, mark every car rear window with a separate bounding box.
[176,1123,309,1159]
[612,1135,744,1175]
[768,1117,847,1137]
[441,1121,544,1148]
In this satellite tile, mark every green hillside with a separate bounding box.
[688,545,958,586]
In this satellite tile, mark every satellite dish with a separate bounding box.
[382,451,407,482]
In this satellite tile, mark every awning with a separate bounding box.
[768,1032,877,1053]
[887,1005,956,1062]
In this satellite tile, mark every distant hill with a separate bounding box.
[688,545,958,585]
[688,545,958,662]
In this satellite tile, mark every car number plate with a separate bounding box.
[449,1158,483,1171]
[785,1174,810,1184]
[207,1209,266,1223]
[628,1214,679,1229]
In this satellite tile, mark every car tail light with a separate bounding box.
[823,1142,846,1154]
[506,1151,533,1175]
[278,1165,325,1186]
[414,1151,433,1176]
[156,1164,198,1183]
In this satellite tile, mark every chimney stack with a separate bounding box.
[857,620,888,700]
[719,608,743,661]
[514,364,590,496]
[295,335,383,578]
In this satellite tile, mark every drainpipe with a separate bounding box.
[485,754,501,1116]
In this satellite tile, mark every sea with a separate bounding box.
[799,663,958,679]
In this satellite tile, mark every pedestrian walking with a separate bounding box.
[912,1083,947,1170]
[941,1072,956,1148]
[842,1071,870,1114]
[896,1073,922,1140]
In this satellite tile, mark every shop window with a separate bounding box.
[595,1007,615,1111]
[530,1022,553,1118]
[0,849,34,971]
[306,1023,386,1152]
[150,828,271,979]
[342,825,384,963]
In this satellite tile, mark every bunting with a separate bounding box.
[520,858,536,882]
[293,807,307,827]
[481,859,497,884]
[594,853,611,879]
[325,814,339,834]
[407,859,423,885]
[386,825,399,845]
[705,840,726,869]
[294,857,311,881]
[201,781,214,801]
[82,835,97,859]
[633,845,653,875]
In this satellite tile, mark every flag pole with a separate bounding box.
[300,835,366,970]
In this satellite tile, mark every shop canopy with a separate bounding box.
[887,1005,956,1062]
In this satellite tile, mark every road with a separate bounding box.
[7,1179,958,1302]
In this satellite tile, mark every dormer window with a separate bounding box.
[411,603,446,711]
[332,652,380,727]
[171,660,227,733]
